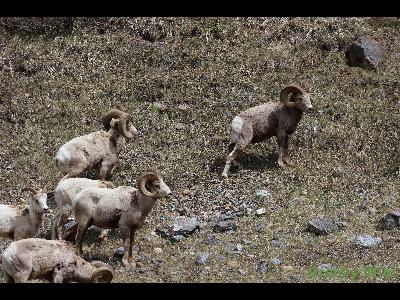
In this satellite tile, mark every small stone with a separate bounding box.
[153,102,168,112]
[238,269,246,275]
[213,220,237,233]
[182,189,190,196]
[175,123,185,130]
[255,189,270,198]
[154,247,163,254]
[177,104,189,111]
[228,260,239,268]
[306,217,339,235]
[271,257,282,265]
[195,252,209,265]
[254,223,266,233]
[317,264,333,271]
[171,234,185,242]
[379,210,400,230]
[255,208,267,215]
[270,238,287,249]
[172,216,200,235]
[288,275,302,282]
[255,261,269,273]
[282,265,294,272]
[204,234,219,246]
[235,244,244,252]
[352,234,382,248]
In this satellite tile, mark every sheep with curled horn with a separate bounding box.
[222,82,313,178]
[0,187,48,241]
[72,168,173,266]
[1,238,113,283]
[54,109,138,181]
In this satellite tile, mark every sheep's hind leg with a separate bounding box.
[98,161,114,181]
[75,220,90,256]
[222,145,244,178]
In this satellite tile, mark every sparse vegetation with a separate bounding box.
[0,17,400,283]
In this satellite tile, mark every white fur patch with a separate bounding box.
[231,116,244,133]
[57,145,71,163]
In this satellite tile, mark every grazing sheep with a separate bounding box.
[0,238,113,283]
[51,178,115,240]
[222,82,312,178]
[55,109,138,181]
[72,168,173,266]
[0,188,48,240]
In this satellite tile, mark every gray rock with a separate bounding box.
[172,216,200,235]
[345,36,386,70]
[317,264,333,271]
[306,217,339,235]
[204,234,219,246]
[271,257,282,265]
[379,211,400,230]
[270,238,287,249]
[254,223,266,233]
[63,220,77,241]
[250,242,258,249]
[213,220,237,233]
[288,275,302,282]
[255,261,270,273]
[195,252,209,265]
[155,216,200,242]
[114,247,125,258]
[352,234,382,248]
[255,190,270,198]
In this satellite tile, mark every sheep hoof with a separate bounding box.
[278,160,286,168]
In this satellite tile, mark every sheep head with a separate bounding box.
[22,187,48,214]
[102,109,137,139]
[280,84,312,113]
[138,168,173,199]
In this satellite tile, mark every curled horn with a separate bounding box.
[22,187,39,194]
[102,109,124,131]
[138,172,159,197]
[118,113,134,139]
[280,85,306,108]
[102,109,134,139]
[91,267,113,283]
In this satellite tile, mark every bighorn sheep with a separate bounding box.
[51,178,115,240]
[72,168,173,266]
[222,82,312,178]
[1,238,113,283]
[0,188,48,240]
[55,109,138,181]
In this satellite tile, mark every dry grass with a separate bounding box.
[0,17,400,283]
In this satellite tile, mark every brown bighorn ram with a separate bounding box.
[1,238,113,283]
[55,109,137,181]
[222,82,312,178]
[72,168,173,267]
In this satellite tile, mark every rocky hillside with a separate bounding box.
[0,17,400,283]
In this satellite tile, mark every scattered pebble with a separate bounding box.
[255,208,267,215]
[113,247,124,258]
[352,234,382,248]
[195,252,209,265]
[175,123,185,130]
[317,264,333,271]
[255,190,270,198]
[228,260,239,268]
[271,257,282,265]
[282,265,294,272]
[154,247,163,254]
[255,261,269,273]
[379,210,400,230]
[306,217,339,235]
[213,220,237,233]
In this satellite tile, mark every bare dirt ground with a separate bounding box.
[0,17,400,283]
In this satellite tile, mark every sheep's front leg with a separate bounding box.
[283,135,292,166]
[120,225,134,267]
[52,268,64,283]
[98,160,115,181]
[129,229,136,263]
[277,131,289,168]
